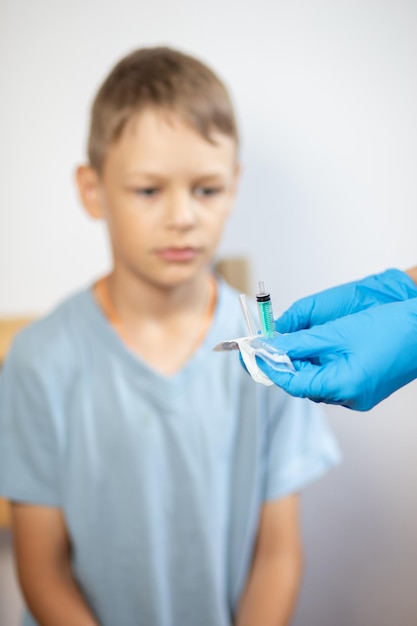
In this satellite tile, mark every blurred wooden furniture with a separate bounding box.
[0,318,34,365]
[0,317,34,528]
[215,256,250,294]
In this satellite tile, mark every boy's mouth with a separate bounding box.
[155,247,201,262]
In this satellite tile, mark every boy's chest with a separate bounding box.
[59,356,263,610]
[60,358,249,507]
[118,325,214,376]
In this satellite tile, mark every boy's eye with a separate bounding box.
[134,187,159,197]
[194,187,223,197]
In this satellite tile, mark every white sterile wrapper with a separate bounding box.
[238,336,295,386]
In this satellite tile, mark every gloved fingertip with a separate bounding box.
[255,356,298,393]
[274,308,299,334]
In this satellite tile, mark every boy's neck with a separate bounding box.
[104,267,213,321]
[93,268,217,375]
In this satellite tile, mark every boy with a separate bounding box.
[0,47,340,626]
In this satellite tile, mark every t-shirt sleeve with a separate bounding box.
[0,333,61,506]
[262,387,341,501]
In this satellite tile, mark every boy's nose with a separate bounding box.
[165,192,197,229]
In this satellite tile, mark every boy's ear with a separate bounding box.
[232,162,242,193]
[75,165,104,219]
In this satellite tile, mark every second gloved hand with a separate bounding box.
[276,268,417,333]
[255,298,417,411]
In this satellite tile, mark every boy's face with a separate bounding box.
[78,109,239,291]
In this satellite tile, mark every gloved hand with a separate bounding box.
[276,269,417,333]
[255,298,417,411]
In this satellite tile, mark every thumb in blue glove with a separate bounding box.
[255,298,417,411]
[276,269,417,334]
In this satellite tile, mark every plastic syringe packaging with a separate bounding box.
[245,336,295,374]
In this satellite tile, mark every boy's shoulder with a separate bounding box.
[5,287,93,379]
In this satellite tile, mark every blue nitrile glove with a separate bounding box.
[254,298,417,411]
[276,269,417,333]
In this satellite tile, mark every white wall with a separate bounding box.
[1,1,417,624]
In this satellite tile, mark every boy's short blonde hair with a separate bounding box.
[87,47,239,173]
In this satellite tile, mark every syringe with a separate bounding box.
[256,281,275,338]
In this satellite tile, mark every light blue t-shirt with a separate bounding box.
[0,279,340,626]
